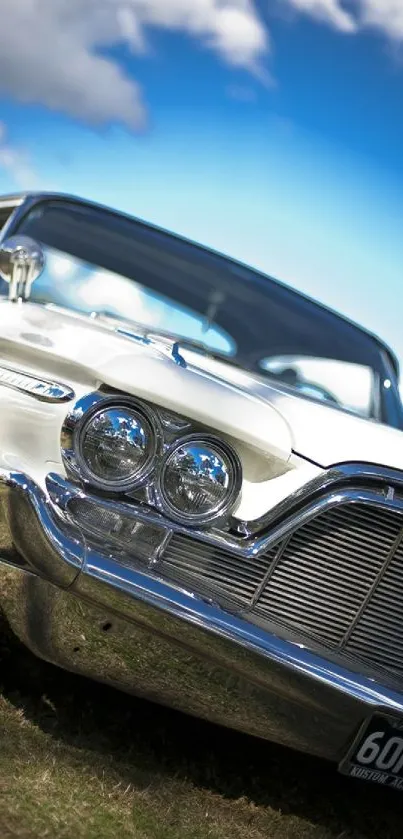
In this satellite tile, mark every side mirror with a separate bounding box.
[0,235,45,302]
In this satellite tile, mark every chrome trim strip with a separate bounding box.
[234,462,403,537]
[0,364,75,403]
[47,470,403,560]
[0,197,25,210]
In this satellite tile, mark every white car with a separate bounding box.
[1,192,403,792]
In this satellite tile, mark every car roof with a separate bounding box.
[2,190,399,381]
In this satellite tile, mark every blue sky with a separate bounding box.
[0,1,403,369]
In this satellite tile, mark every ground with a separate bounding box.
[1,605,403,839]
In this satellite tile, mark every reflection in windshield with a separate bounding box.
[32,246,236,357]
[260,355,374,418]
[26,245,375,418]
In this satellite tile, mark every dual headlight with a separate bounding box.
[63,395,242,526]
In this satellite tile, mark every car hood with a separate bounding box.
[185,350,403,471]
[1,301,403,472]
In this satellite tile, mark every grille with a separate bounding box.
[162,501,403,684]
[69,488,403,683]
[254,504,401,648]
[346,537,403,678]
[161,533,279,604]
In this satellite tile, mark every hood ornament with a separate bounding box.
[0,235,45,302]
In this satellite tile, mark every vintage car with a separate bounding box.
[1,192,403,792]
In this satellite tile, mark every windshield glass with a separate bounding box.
[7,198,395,422]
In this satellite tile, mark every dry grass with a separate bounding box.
[1,608,403,839]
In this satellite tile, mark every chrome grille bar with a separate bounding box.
[253,504,402,647]
[161,533,279,603]
[161,497,403,685]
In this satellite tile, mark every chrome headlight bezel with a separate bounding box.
[61,391,243,526]
[154,433,242,526]
[61,392,162,493]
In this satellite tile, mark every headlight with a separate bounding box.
[157,435,242,525]
[76,401,158,492]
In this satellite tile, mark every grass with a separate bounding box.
[1,603,403,838]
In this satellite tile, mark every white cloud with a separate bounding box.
[0,0,402,140]
[284,0,357,32]
[358,1,403,39]
[0,122,40,189]
[0,0,268,131]
[285,0,403,39]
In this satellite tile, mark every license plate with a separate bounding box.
[339,714,403,790]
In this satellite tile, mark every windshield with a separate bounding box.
[6,198,399,424]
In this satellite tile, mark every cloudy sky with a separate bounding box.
[1,1,403,365]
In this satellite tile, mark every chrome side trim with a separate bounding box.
[0,196,26,209]
[0,364,75,403]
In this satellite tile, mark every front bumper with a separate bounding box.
[2,467,403,764]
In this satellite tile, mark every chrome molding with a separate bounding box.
[233,461,403,537]
[0,364,75,403]
[47,466,403,561]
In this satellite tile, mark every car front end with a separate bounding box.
[1,193,403,791]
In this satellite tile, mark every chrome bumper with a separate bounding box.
[2,467,403,764]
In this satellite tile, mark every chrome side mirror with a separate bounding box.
[0,235,45,302]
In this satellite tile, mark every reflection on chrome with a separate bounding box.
[156,435,242,525]
[0,235,45,301]
[78,405,157,491]
[61,391,161,495]
[0,364,74,403]
[61,390,242,527]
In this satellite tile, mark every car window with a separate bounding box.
[260,354,376,418]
